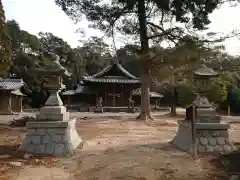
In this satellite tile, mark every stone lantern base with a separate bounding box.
[18,119,82,156]
[172,121,236,153]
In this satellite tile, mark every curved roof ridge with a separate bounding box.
[90,64,113,78]
[115,63,139,79]
[85,61,139,80]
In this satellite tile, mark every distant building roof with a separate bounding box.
[83,77,140,84]
[82,61,141,84]
[0,79,25,90]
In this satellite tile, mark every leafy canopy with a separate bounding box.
[55,0,238,43]
[0,0,12,77]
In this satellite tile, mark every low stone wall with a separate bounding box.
[19,119,82,156]
[172,121,236,154]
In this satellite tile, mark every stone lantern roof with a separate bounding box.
[193,64,219,78]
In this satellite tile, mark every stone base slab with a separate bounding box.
[36,112,69,121]
[94,107,103,113]
[40,106,66,114]
[18,119,82,156]
[36,106,69,121]
[172,121,236,154]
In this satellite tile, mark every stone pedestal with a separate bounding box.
[19,56,82,156]
[94,107,103,113]
[172,121,236,153]
[36,106,70,121]
[19,119,82,156]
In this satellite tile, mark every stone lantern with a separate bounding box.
[19,55,82,156]
[173,64,236,154]
[36,55,71,121]
[193,64,219,123]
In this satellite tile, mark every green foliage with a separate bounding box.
[176,85,195,107]
[55,0,229,33]
[117,44,141,77]
[228,87,240,112]
[207,77,228,103]
[0,1,12,77]
[81,36,112,75]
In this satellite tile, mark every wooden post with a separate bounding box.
[9,93,12,114]
[192,103,197,159]
[121,85,124,107]
[113,87,116,107]
[20,96,23,112]
[104,91,107,107]
[67,96,70,107]
[228,105,231,116]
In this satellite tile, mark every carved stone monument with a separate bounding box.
[173,64,236,154]
[19,55,82,156]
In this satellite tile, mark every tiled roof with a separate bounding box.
[91,63,139,79]
[82,61,141,84]
[83,77,141,84]
[85,60,140,79]
[0,79,24,90]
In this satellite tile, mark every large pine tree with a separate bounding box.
[55,0,238,121]
[0,0,12,77]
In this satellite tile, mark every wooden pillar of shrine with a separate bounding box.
[113,87,116,107]
[67,96,70,107]
[121,85,124,107]
[20,96,23,112]
[104,91,107,107]
[9,93,12,114]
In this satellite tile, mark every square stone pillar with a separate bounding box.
[172,121,236,153]
[173,94,236,154]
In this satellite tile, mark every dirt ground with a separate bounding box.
[0,114,240,180]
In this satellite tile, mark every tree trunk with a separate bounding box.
[170,88,177,116]
[136,0,154,121]
[170,104,177,116]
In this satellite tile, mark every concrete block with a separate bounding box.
[52,135,62,143]
[36,145,45,154]
[199,137,208,145]
[31,136,41,145]
[54,144,65,155]
[208,137,217,146]
[45,143,55,155]
[19,119,82,156]
[42,135,51,144]
[216,137,226,145]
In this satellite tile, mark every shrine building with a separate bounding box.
[61,61,163,110]
[0,78,27,114]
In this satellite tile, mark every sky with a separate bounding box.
[3,0,240,56]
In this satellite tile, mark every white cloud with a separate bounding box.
[2,0,102,47]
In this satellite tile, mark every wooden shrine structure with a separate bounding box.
[61,61,165,111]
[0,79,27,114]
[62,61,141,108]
[82,61,141,107]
